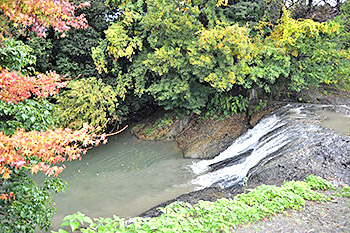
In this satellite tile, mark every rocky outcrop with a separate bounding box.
[141,104,350,219]
[247,105,350,187]
[166,113,193,140]
[175,113,247,159]
[131,105,279,159]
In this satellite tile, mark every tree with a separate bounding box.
[0,0,90,38]
[92,0,349,118]
[270,9,350,92]
[54,77,122,130]
[24,0,112,79]
[0,1,109,232]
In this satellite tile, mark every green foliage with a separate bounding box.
[271,9,350,91]
[188,23,252,91]
[105,21,143,62]
[338,0,350,49]
[0,171,68,233]
[222,0,267,25]
[340,186,350,198]
[22,35,54,73]
[305,174,335,190]
[189,23,290,93]
[59,211,93,232]
[93,0,288,114]
[0,38,36,74]
[91,43,108,74]
[208,93,249,116]
[250,99,268,114]
[94,2,349,115]
[54,77,122,130]
[92,0,216,113]
[24,0,111,79]
[56,175,330,232]
[0,99,55,136]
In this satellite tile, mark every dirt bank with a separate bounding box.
[131,104,280,159]
[236,192,350,232]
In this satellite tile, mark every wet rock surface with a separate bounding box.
[141,104,350,221]
[247,105,350,187]
[131,105,279,159]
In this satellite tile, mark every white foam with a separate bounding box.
[190,114,283,175]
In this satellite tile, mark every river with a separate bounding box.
[39,104,350,232]
[40,132,196,231]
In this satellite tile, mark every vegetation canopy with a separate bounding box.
[0,0,110,232]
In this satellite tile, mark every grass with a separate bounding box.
[53,175,349,233]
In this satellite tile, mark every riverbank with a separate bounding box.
[131,86,350,160]
[55,175,350,232]
[131,103,280,159]
[136,86,350,232]
[235,191,350,232]
[53,87,350,232]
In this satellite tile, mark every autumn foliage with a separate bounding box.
[0,66,108,186]
[0,68,65,103]
[0,0,90,37]
[0,0,102,207]
[0,124,106,190]
[0,65,108,201]
[0,68,107,200]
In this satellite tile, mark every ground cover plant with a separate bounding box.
[55,175,344,233]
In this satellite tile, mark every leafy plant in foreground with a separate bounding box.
[340,186,350,198]
[55,175,332,233]
[0,171,68,232]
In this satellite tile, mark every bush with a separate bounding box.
[0,171,67,233]
[54,77,122,130]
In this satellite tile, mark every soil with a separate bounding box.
[235,193,350,233]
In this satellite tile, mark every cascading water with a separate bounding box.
[190,105,325,189]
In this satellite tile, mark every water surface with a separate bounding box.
[43,132,195,230]
[316,110,350,135]
[39,106,350,231]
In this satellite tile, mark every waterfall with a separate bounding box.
[190,105,312,189]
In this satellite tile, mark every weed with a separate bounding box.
[340,186,350,198]
[305,174,335,191]
[55,175,332,233]
[144,128,154,136]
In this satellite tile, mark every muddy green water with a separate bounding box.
[41,132,195,231]
[35,108,349,232]
[316,110,350,135]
